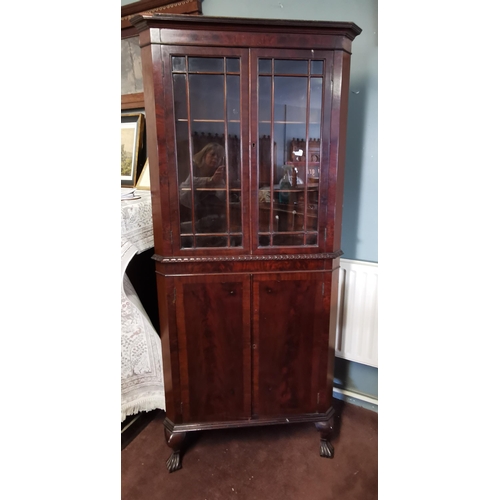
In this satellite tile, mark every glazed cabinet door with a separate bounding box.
[250,50,334,253]
[172,274,252,423]
[161,47,250,254]
[251,272,332,417]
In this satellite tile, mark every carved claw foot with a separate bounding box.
[164,424,187,473]
[315,415,334,459]
[319,439,334,458]
[166,451,182,472]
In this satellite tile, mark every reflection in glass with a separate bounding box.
[173,74,187,120]
[258,59,272,74]
[310,77,323,128]
[273,234,304,246]
[181,236,193,248]
[229,196,242,233]
[311,60,324,75]
[259,235,270,247]
[188,57,224,72]
[256,56,324,248]
[306,234,317,246]
[196,235,229,248]
[258,76,272,124]
[189,75,224,122]
[227,75,241,123]
[226,58,240,73]
[179,142,227,232]
[172,55,243,248]
[230,236,242,247]
[274,59,308,74]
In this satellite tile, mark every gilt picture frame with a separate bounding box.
[121,113,144,187]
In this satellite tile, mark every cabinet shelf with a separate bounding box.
[259,185,319,192]
[259,120,320,125]
[176,118,241,123]
[180,187,241,191]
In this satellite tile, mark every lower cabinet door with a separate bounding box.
[252,272,331,417]
[174,274,252,423]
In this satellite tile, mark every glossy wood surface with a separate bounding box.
[173,274,251,422]
[130,14,361,468]
[252,272,331,417]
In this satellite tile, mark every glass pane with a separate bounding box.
[311,60,324,75]
[259,234,271,247]
[306,194,319,231]
[173,74,192,229]
[310,77,323,128]
[227,126,241,190]
[227,75,240,122]
[305,234,317,245]
[181,236,194,248]
[258,188,271,232]
[196,235,228,248]
[258,76,272,124]
[273,234,303,246]
[230,236,242,247]
[229,192,242,233]
[173,74,188,120]
[258,76,273,191]
[255,58,326,249]
[274,76,307,171]
[258,59,272,74]
[188,57,224,72]
[172,56,186,72]
[179,158,227,241]
[172,55,243,250]
[226,58,240,73]
[274,59,308,75]
[189,74,224,121]
[272,190,304,233]
[188,188,227,235]
[227,75,242,197]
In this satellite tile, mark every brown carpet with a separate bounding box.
[121,399,378,500]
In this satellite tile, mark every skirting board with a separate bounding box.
[333,387,378,413]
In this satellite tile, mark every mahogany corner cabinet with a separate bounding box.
[130,13,362,472]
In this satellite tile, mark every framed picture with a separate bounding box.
[121,113,144,187]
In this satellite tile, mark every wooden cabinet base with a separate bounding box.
[130,14,361,472]
[163,406,335,472]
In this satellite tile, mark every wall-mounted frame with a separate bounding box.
[121,113,145,187]
[121,0,202,110]
[121,0,202,37]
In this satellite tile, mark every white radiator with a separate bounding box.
[335,258,378,368]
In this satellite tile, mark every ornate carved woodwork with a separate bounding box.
[130,13,361,471]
